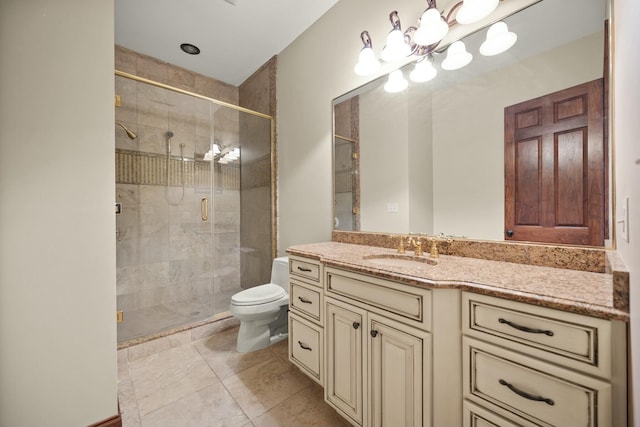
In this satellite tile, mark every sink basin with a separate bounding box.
[363,254,438,269]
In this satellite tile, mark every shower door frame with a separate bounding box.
[115,69,277,340]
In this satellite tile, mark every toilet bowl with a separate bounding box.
[230,256,289,352]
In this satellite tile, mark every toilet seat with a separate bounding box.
[231,283,286,306]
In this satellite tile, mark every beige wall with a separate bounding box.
[0,0,117,425]
[613,0,640,423]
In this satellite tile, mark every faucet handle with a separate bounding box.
[397,236,406,254]
[429,239,438,258]
[414,240,423,257]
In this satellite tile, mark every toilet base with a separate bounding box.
[236,306,289,353]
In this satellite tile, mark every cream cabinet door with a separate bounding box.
[368,313,430,427]
[326,299,366,426]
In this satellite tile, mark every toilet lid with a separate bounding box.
[231,283,286,306]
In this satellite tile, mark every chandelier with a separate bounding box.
[354,0,518,92]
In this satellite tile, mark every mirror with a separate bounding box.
[333,0,611,246]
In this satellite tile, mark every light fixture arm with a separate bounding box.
[445,1,466,24]
[389,10,402,31]
[360,30,373,49]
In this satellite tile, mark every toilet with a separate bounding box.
[230,256,289,352]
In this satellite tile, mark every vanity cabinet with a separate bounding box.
[462,292,627,427]
[287,249,627,427]
[324,267,432,427]
[288,256,324,385]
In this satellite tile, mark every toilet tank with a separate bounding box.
[270,256,290,289]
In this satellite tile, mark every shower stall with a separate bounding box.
[114,70,274,343]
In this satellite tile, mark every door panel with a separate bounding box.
[505,79,604,246]
[326,300,365,426]
[555,128,587,226]
[515,138,541,226]
[368,314,427,427]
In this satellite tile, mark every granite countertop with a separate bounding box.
[287,242,629,322]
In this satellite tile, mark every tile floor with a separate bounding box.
[118,326,351,427]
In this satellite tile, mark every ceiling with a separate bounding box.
[114,0,339,86]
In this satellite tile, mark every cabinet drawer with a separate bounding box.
[326,267,431,330]
[290,280,322,323]
[462,293,611,378]
[463,400,530,427]
[463,337,611,427]
[290,257,321,284]
[289,314,323,385]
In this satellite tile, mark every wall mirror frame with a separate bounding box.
[332,0,614,249]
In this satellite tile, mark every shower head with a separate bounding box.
[116,122,137,140]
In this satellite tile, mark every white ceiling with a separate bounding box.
[114,0,339,86]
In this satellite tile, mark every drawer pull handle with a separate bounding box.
[298,341,312,351]
[297,296,313,304]
[498,318,554,336]
[370,330,378,337]
[353,322,360,329]
[297,266,312,272]
[499,379,555,406]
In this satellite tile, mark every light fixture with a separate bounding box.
[353,0,516,91]
[384,70,409,93]
[380,11,411,62]
[455,0,499,25]
[441,40,473,70]
[410,57,438,83]
[413,7,449,46]
[354,31,382,76]
[479,21,517,56]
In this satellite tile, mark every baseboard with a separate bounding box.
[89,406,122,427]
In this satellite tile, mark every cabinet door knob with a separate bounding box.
[352,322,360,329]
[505,229,514,237]
[370,330,378,338]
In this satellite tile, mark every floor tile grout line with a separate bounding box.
[193,337,256,424]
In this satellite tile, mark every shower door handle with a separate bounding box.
[201,197,208,221]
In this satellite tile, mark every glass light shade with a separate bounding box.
[212,143,221,154]
[354,46,381,76]
[384,70,409,93]
[456,0,499,24]
[413,8,449,46]
[441,41,473,70]
[410,60,437,83]
[380,29,411,62]
[479,21,517,56]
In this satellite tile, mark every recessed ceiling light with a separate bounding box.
[180,43,200,55]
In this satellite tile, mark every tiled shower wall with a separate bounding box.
[114,46,272,340]
[239,57,277,288]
